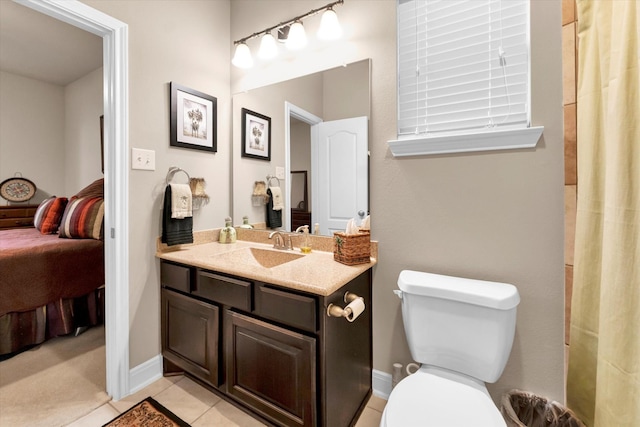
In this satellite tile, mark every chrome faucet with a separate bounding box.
[269,231,292,250]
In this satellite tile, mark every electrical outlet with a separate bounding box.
[131,148,155,170]
[275,166,285,179]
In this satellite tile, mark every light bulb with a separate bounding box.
[286,21,307,50]
[258,32,278,59]
[317,8,342,41]
[232,43,253,69]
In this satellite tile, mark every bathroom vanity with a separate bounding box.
[157,237,375,427]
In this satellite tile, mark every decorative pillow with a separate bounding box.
[34,196,68,234]
[74,178,104,199]
[58,197,104,240]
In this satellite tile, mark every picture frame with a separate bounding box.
[241,108,271,161]
[170,82,217,152]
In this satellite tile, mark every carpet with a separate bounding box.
[103,397,191,427]
[0,325,109,427]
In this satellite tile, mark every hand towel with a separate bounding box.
[170,183,192,219]
[266,188,282,229]
[162,185,193,246]
[269,186,284,211]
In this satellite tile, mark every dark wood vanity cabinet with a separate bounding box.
[160,260,372,427]
[161,289,221,386]
[225,310,316,427]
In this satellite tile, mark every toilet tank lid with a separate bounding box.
[398,270,520,310]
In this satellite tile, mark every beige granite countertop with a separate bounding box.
[156,229,377,297]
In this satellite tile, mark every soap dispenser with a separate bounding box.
[239,215,254,229]
[225,217,236,243]
[218,221,227,243]
[300,225,311,254]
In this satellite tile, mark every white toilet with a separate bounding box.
[381,270,520,427]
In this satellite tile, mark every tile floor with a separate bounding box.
[68,374,386,426]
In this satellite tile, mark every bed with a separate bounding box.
[0,179,106,356]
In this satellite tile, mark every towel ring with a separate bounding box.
[266,174,280,188]
[166,167,190,185]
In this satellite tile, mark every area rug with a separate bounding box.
[103,397,191,427]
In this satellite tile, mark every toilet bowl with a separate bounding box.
[380,366,506,426]
[381,270,520,427]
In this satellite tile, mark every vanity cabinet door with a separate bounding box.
[225,310,316,427]
[161,288,221,387]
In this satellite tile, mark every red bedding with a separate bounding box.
[0,228,104,316]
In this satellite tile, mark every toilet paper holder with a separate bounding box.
[326,291,365,321]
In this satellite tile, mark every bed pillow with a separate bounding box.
[58,197,104,240]
[74,178,104,199]
[34,196,68,234]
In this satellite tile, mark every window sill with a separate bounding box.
[387,126,544,157]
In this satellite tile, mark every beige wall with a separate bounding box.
[1,67,103,201]
[64,67,104,194]
[83,0,232,368]
[232,0,565,404]
[322,59,370,122]
[0,71,66,204]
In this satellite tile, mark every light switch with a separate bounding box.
[275,166,285,179]
[131,148,155,171]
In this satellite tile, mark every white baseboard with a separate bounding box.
[128,354,163,395]
[372,369,392,400]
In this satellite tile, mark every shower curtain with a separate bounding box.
[566,1,639,427]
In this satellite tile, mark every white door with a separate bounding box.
[311,117,368,235]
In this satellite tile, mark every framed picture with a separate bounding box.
[241,108,271,161]
[170,82,217,152]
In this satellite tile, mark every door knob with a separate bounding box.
[358,210,365,217]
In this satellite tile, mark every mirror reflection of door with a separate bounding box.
[312,117,368,235]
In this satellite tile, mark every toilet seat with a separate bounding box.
[381,366,506,427]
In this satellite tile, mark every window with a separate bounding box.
[389,0,543,156]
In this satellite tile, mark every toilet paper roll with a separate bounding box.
[345,297,365,322]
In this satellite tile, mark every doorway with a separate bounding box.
[17,0,130,400]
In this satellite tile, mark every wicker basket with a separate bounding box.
[333,231,371,265]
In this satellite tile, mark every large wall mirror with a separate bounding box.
[232,59,371,236]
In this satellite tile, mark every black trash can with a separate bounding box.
[501,390,586,427]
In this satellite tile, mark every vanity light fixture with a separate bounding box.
[231,42,253,69]
[232,0,344,68]
[317,7,342,40]
[258,32,278,59]
[286,20,307,50]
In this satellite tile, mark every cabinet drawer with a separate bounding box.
[0,207,36,219]
[161,262,191,293]
[0,218,34,229]
[255,285,317,332]
[195,271,252,311]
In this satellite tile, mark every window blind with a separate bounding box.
[398,0,530,137]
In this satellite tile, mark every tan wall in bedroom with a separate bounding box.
[0,67,103,203]
[82,0,232,368]
[231,0,565,404]
[65,67,104,195]
[0,71,66,204]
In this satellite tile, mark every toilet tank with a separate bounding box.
[397,270,520,383]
